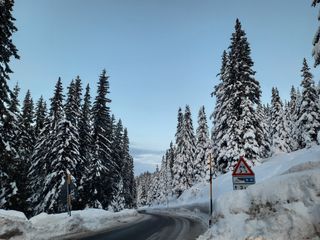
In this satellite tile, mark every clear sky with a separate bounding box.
[10,0,318,175]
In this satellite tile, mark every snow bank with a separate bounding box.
[0,208,138,240]
[195,146,320,240]
[174,146,320,207]
[0,210,33,240]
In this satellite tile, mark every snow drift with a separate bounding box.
[194,146,320,240]
[0,208,138,240]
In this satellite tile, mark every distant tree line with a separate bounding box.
[136,18,320,207]
[0,0,135,217]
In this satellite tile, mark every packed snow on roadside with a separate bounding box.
[0,208,138,240]
[151,146,320,240]
[191,146,320,240]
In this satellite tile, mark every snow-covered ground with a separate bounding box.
[167,146,320,240]
[0,208,138,240]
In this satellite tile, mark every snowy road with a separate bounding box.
[71,210,206,240]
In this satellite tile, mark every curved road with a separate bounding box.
[75,211,206,240]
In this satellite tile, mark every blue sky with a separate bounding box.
[10,0,318,175]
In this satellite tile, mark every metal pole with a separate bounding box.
[209,153,213,228]
[67,173,71,216]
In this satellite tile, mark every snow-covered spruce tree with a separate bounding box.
[270,87,290,153]
[312,0,320,67]
[49,77,65,128]
[283,101,293,151]
[110,177,125,212]
[256,104,271,158]
[64,78,84,210]
[316,80,320,96]
[122,128,135,208]
[183,105,196,186]
[172,108,187,197]
[135,172,152,207]
[0,0,21,210]
[110,119,125,211]
[78,84,93,208]
[164,142,175,196]
[194,106,210,183]
[90,70,113,209]
[15,90,35,213]
[164,151,173,201]
[157,155,171,205]
[167,142,175,180]
[147,168,160,205]
[29,78,65,214]
[297,59,320,147]
[34,115,82,214]
[210,50,229,173]
[19,90,35,163]
[34,96,47,137]
[211,19,262,171]
[65,78,82,128]
[288,86,300,151]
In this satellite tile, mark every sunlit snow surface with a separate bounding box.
[0,208,138,240]
[150,146,320,239]
[187,146,320,240]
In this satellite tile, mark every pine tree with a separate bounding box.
[297,59,320,147]
[122,128,135,208]
[15,90,35,213]
[110,119,126,210]
[50,77,65,128]
[183,105,196,185]
[166,142,175,195]
[78,84,93,208]
[34,96,47,137]
[194,106,209,183]
[135,172,152,207]
[29,79,65,214]
[211,19,262,172]
[270,87,290,153]
[288,86,300,151]
[172,108,187,197]
[110,177,125,212]
[65,76,82,128]
[147,169,160,205]
[19,90,35,163]
[0,0,20,209]
[91,70,113,208]
[312,0,320,66]
[211,51,229,173]
[34,116,82,214]
[256,104,271,158]
[64,78,84,210]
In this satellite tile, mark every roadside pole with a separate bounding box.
[209,153,213,228]
[67,173,71,216]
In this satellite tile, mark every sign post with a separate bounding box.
[67,173,72,216]
[208,153,213,228]
[232,156,255,190]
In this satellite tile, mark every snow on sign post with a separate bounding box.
[232,156,255,190]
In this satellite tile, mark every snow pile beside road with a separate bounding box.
[0,210,34,240]
[30,208,138,239]
[175,146,320,206]
[0,208,138,240]
[196,146,320,240]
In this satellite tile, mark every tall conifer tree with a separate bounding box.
[91,70,113,208]
[0,0,20,209]
[297,59,320,147]
[211,19,262,172]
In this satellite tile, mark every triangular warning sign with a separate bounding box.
[232,156,254,176]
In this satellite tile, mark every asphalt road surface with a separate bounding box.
[76,210,206,240]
